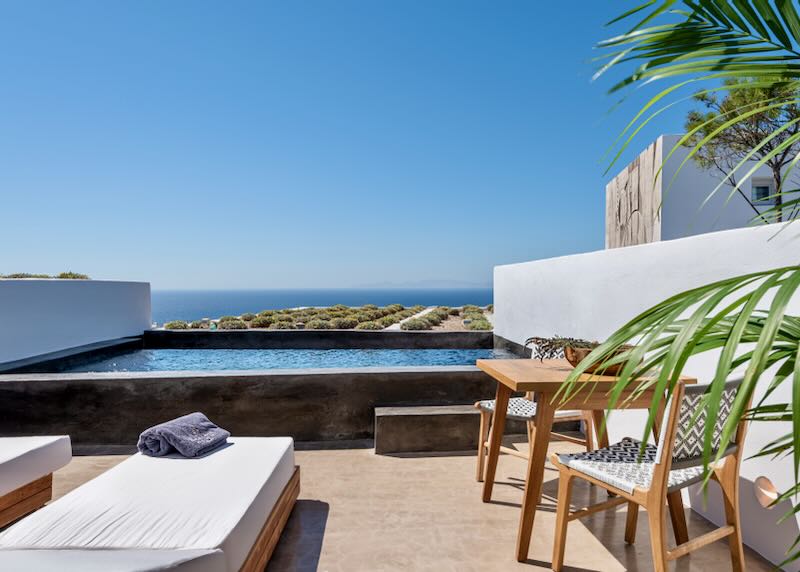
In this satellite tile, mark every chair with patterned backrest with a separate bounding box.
[474,392,597,482]
[549,379,748,572]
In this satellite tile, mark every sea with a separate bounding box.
[151,288,493,324]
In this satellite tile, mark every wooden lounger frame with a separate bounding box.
[0,473,53,529]
[240,466,300,572]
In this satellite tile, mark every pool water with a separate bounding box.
[62,348,517,372]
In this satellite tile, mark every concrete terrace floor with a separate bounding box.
[54,440,774,572]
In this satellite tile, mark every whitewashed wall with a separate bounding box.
[0,280,151,366]
[494,223,800,570]
[659,133,774,241]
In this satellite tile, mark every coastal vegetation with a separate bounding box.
[163,303,493,331]
[399,305,493,331]
[0,271,89,279]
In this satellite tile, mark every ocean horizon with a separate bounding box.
[151,288,493,324]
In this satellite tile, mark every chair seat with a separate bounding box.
[477,398,583,422]
[558,437,705,494]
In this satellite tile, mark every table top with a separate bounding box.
[476,358,697,393]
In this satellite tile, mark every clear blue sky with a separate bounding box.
[0,1,690,290]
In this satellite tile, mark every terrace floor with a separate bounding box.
[55,439,774,572]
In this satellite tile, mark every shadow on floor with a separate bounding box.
[267,499,329,572]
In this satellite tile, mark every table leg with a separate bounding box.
[482,382,511,503]
[516,392,555,562]
[591,410,609,449]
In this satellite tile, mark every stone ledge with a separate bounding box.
[144,329,493,350]
[374,404,556,455]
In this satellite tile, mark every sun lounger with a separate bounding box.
[0,436,71,528]
[0,437,298,572]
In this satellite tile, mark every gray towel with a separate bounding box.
[137,412,230,458]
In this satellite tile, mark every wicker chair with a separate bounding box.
[550,379,748,572]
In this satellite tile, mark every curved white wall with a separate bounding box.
[0,280,151,366]
[494,223,800,570]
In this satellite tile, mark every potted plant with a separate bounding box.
[525,336,632,375]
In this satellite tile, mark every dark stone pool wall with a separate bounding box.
[0,366,499,447]
[143,329,494,350]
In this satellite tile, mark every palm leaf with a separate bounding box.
[575,2,800,560]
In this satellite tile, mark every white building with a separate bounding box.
[605,134,780,248]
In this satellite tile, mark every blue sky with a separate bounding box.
[0,1,691,289]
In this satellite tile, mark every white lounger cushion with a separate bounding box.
[0,437,295,572]
[0,436,71,496]
[0,549,226,572]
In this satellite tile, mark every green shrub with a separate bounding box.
[329,304,348,312]
[361,304,378,310]
[306,319,331,329]
[189,320,208,329]
[379,315,399,327]
[487,304,494,312]
[423,311,444,326]
[331,317,358,329]
[449,307,461,316]
[462,305,482,313]
[401,318,432,331]
[219,319,247,330]
[385,304,404,313]
[429,307,449,321]
[257,310,275,318]
[219,315,238,322]
[467,318,493,331]
[241,313,256,322]
[2,273,51,278]
[56,271,89,279]
[352,312,372,322]
[356,321,383,330]
[250,316,272,328]
[164,320,189,330]
[409,305,425,313]
[272,320,294,329]
[463,311,484,322]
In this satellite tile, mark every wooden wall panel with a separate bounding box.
[605,138,663,248]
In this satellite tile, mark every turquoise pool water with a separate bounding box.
[62,348,516,372]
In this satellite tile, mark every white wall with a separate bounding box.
[0,280,151,366]
[659,134,775,240]
[494,223,800,570]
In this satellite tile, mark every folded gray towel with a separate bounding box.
[137,412,230,458]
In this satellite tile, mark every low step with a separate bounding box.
[374,404,535,455]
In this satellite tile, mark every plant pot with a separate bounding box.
[564,345,632,375]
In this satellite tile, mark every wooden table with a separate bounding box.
[476,358,697,562]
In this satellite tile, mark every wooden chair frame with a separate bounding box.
[550,382,750,572]
[475,392,598,482]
